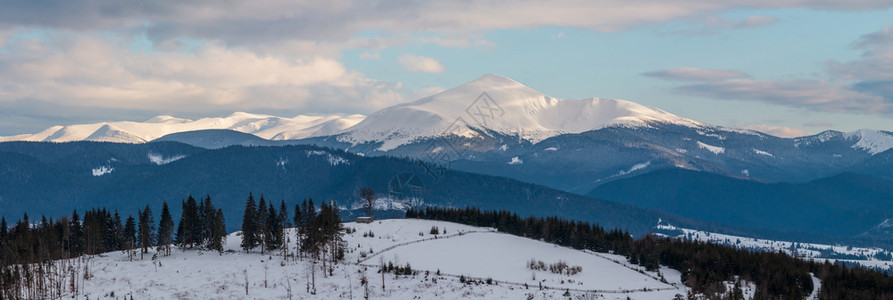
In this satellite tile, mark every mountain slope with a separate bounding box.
[0,112,364,143]
[338,74,702,151]
[152,129,277,149]
[0,141,716,237]
[588,168,893,239]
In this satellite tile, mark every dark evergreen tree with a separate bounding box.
[184,195,199,248]
[279,200,290,229]
[0,217,7,246]
[240,193,259,252]
[201,195,216,248]
[176,196,200,249]
[257,195,268,254]
[157,201,175,256]
[69,210,83,256]
[208,208,227,253]
[123,215,136,251]
[266,203,282,252]
[138,204,155,258]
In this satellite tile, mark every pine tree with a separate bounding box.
[138,204,155,258]
[110,210,123,251]
[175,200,185,249]
[257,195,269,254]
[123,215,137,260]
[278,200,290,258]
[201,195,216,248]
[183,195,199,248]
[266,203,281,252]
[241,193,258,252]
[294,201,304,259]
[157,201,175,256]
[209,208,227,253]
[0,216,7,245]
[69,210,84,256]
[279,200,290,229]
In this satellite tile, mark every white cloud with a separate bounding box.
[742,125,811,138]
[0,36,407,116]
[398,54,445,73]
[359,51,380,60]
[2,1,889,45]
[643,67,750,81]
[646,64,891,116]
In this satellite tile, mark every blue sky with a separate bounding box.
[0,1,890,137]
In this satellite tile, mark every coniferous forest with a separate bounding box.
[0,193,346,299]
[0,195,227,299]
[4,199,893,299]
[407,206,893,299]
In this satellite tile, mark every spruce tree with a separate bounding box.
[111,210,123,251]
[123,215,136,250]
[266,203,281,252]
[157,201,175,256]
[175,200,186,249]
[201,195,216,248]
[257,195,268,254]
[183,195,199,248]
[209,208,227,253]
[279,200,290,229]
[240,193,258,252]
[69,210,84,256]
[138,204,155,258]
[0,216,7,245]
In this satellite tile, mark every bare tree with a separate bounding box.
[360,188,375,219]
[361,272,370,300]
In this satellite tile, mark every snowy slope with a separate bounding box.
[54,219,688,299]
[0,112,364,144]
[338,74,703,151]
[654,222,893,272]
[846,129,893,155]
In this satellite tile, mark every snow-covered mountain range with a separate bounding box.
[337,74,703,151]
[0,112,364,143]
[3,74,891,154]
[2,74,891,191]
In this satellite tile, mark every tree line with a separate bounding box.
[407,206,893,299]
[238,194,346,294]
[238,194,345,264]
[0,195,226,299]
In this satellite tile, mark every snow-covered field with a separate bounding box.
[655,222,893,271]
[63,219,689,299]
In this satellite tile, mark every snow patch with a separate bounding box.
[148,153,186,165]
[91,166,114,176]
[847,129,893,155]
[507,156,523,165]
[306,150,350,166]
[276,158,288,168]
[696,141,725,154]
[675,148,687,153]
[753,148,774,157]
[741,169,750,177]
[697,130,727,140]
[655,223,893,272]
[544,147,558,151]
[613,161,651,177]
[499,144,508,151]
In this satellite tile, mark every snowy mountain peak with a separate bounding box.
[0,113,365,144]
[846,129,893,155]
[340,74,702,151]
[85,124,147,143]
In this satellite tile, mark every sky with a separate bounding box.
[0,1,891,137]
